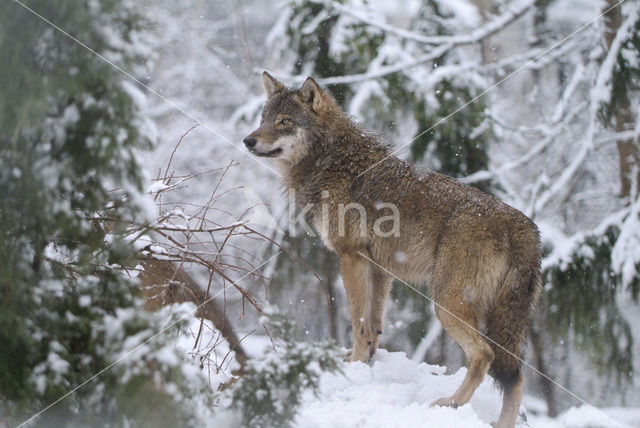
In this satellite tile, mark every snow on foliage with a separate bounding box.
[0,0,216,425]
[231,309,342,428]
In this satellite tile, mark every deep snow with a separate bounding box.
[200,327,639,428]
[294,349,638,428]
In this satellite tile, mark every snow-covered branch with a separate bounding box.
[277,42,454,86]
[328,0,535,46]
[462,99,587,187]
[532,9,637,215]
[540,206,631,271]
[274,0,536,86]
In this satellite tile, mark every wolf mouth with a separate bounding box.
[251,147,282,157]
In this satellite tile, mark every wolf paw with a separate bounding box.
[343,348,353,361]
[430,397,458,408]
[344,348,373,363]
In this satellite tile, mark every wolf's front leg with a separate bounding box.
[339,253,391,363]
[369,264,392,355]
[340,253,373,362]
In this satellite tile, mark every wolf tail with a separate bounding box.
[486,262,542,391]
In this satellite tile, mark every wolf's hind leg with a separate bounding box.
[492,374,522,428]
[430,305,494,408]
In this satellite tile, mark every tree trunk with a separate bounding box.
[604,0,640,199]
[529,325,559,417]
[470,0,498,65]
[138,257,249,368]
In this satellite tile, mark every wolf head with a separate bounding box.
[243,71,336,164]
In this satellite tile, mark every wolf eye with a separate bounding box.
[279,118,290,125]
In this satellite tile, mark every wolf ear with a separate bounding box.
[299,77,327,113]
[262,71,285,98]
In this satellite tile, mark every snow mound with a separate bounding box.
[295,349,636,428]
[297,349,500,428]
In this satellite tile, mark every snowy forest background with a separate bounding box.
[1,0,640,426]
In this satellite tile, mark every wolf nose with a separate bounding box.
[243,137,257,149]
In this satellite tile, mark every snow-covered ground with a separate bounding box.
[186,324,639,428]
[295,349,639,428]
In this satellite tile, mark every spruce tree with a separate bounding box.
[0,1,205,425]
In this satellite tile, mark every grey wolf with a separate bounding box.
[243,71,542,428]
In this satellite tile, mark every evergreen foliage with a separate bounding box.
[543,226,639,383]
[0,1,203,425]
[232,309,341,428]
